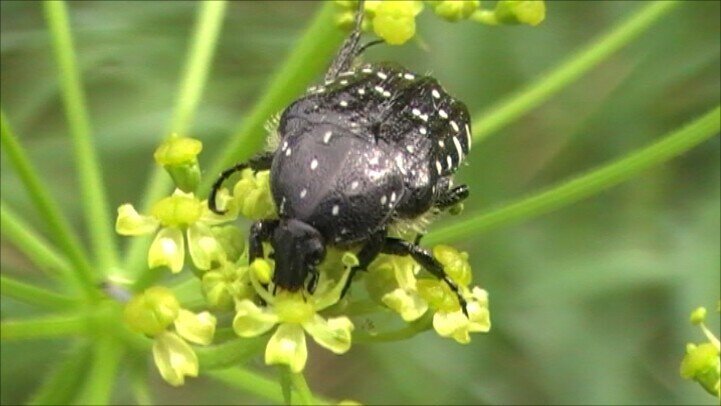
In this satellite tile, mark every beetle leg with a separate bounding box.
[249,220,279,264]
[306,268,320,294]
[325,0,370,82]
[435,184,469,211]
[382,238,469,317]
[208,152,274,214]
[340,230,386,299]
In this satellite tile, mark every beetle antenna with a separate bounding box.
[325,0,366,81]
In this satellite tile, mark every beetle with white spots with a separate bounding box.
[209,0,473,315]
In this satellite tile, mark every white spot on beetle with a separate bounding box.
[435,160,443,174]
[420,113,429,122]
[380,195,387,205]
[310,159,318,170]
[446,155,453,169]
[412,108,421,117]
[369,156,379,165]
[419,126,427,135]
[432,89,441,99]
[285,148,292,157]
[404,73,415,80]
[439,109,448,119]
[438,140,445,148]
[390,192,397,202]
[453,136,464,159]
[351,181,359,190]
[340,79,348,85]
[340,100,348,107]
[280,198,286,213]
[450,120,459,132]
[377,71,387,80]
[465,123,472,150]
[362,67,372,73]
[281,141,288,151]
[358,88,366,95]
[339,71,355,77]
[374,85,385,94]
[332,205,339,216]
[406,145,415,153]
[382,90,391,98]
[323,130,332,144]
[300,189,307,198]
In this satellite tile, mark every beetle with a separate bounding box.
[209,1,472,315]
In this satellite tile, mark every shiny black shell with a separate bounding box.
[270,62,472,245]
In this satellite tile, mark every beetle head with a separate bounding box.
[270,219,326,292]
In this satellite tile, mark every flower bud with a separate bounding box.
[493,1,545,26]
[416,278,459,312]
[151,193,203,228]
[250,258,274,285]
[432,245,472,287]
[372,1,423,45]
[233,170,277,220]
[691,307,707,325]
[154,135,203,193]
[123,286,180,336]
[427,1,480,22]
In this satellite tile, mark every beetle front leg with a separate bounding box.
[208,151,274,214]
[249,219,279,263]
[382,238,469,317]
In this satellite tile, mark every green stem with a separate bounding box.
[196,335,267,370]
[43,1,119,272]
[289,370,316,406]
[208,367,290,405]
[74,335,124,405]
[126,1,228,285]
[0,274,78,309]
[473,0,680,143]
[427,106,721,244]
[0,313,90,340]
[0,202,77,284]
[129,357,153,406]
[354,312,433,343]
[199,2,345,194]
[27,343,93,405]
[0,110,96,293]
[280,367,293,405]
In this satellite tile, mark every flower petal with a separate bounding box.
[152,332,198,386]
[175,309,217,346]
[303,315,354,354]
[382,288,428,322]
[148,227,185,273]
[187,224,224,270]
[232,300,278,337]
[433,311,471,344]
[265,323,308,373]
[116,204,159,236]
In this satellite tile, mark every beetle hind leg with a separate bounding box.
[382,238,469,317]
[435,184,469,211]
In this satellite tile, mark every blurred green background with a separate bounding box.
[1,1,719,405]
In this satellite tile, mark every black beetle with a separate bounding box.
[210,1,472,315]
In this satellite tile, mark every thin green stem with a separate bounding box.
[354,312,433,344]
[199,2,345,194]
[0,202,77,284]
[427,106,721,244]
[43,1,119,272]
[129,357,153,406]
[209,367,289,405]
[196,335,267,370]
[473,0,680,143]
[0,110,96,293]
[27,343,93,405]
[280,367,293,405]
[74,335,124,405]
[0,313,90,340]
[0,274,78,309]
[126,1,228,285]
[289,370,316,406]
